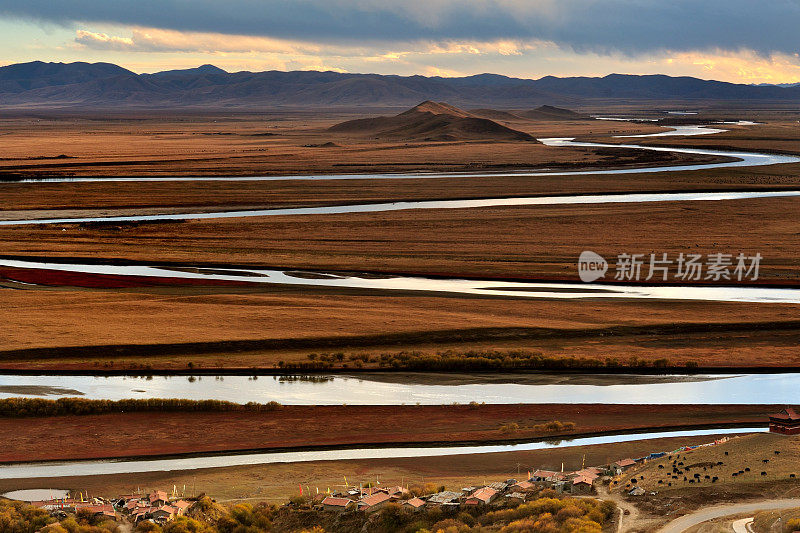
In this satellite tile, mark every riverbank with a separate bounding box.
[0,111,713,179]
[0,403,780,463]
[0,433,745,501]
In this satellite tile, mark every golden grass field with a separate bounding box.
[1,111,799,370]
[618,432,800,494]
[0,112,676,177]
[1,283,800,369]
[1,109,799,517]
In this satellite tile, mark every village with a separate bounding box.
[30,489,194,527]
[6,408,798,531]
[20,435,733,528]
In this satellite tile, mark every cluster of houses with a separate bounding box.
[30,489,193,526]
[318,458,642,514]
[321,485,410,513]
[24,424,764,528]
[31,496,116,521]
[116,490,193,525]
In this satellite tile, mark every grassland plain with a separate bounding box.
[0,402,779,463]
[0,115,798,369]
[3,284,800,369]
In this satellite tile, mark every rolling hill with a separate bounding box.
[1,61,799,109]
[329,101,536,142]
[518,105,590,120]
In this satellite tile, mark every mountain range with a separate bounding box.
[1,61,799,109]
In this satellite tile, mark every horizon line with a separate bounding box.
[2,60,799,87]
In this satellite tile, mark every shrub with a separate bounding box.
[0,398,282,418]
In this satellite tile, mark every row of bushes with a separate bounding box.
[0,499,121,533]
[300,349,695,372]
[500,420,577,434]
[1,488,616,533]
[0,398,281,418]
[179,490,613,533]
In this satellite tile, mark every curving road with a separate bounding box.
[731,517,753,533]
[657,499,800,533]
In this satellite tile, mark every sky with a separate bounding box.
[0,0,799,83]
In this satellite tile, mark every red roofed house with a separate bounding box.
[571,476,595,495]
[383,486,408,499]
[510,480,534,491]
[613,458,636,474]
[403,497,426,511]
[531,470,565,482]
[769,408,800,435]
[149,491,168,507]
[172,500,192,516]
[464,487,497,506]
[321,497,353,512]
[125,500,147,513]
[133,508,155,523]
[151,505,178,523]
[572,469,600,480]
[357,492,391,512]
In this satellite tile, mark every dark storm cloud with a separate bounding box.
[0,0,798,55]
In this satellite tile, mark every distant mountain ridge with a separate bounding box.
[1,61,798,108]
[0,61,133,94]
[145,64,228,78]
[754,82,800,88]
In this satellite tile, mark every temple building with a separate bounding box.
[769,408,800,435]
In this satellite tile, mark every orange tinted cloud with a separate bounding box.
[665,50,800,83]
[71,27,800,84]
[76,27,320,55]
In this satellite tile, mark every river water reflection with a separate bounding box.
[1,373,798,405]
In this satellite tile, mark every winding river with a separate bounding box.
[5,124,799,186]
[1,372,800,405]
[2,258,800,303]
[2,189,800,226]
[1,123,798,226]
[0,123,794,481]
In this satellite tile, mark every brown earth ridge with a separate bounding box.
[0,403,777,464]
[328,101,537,142]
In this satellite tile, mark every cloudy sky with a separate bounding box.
[0,0,798,83]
